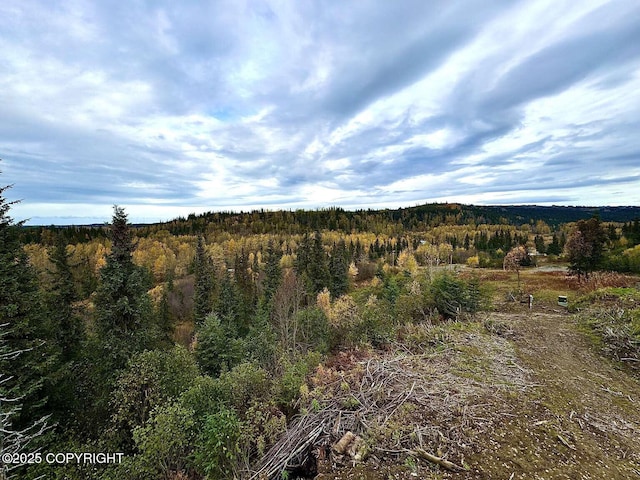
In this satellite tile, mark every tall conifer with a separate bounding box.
[0,184,50,471]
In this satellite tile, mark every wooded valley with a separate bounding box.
[2,185,640,479]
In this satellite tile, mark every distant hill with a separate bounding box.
[134,203,640,236]
[20,203,640,244]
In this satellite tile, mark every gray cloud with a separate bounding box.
[1,0,640,224]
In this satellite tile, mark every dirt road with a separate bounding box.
[467,311,640,479]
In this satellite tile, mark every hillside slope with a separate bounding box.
[304,310,640,479]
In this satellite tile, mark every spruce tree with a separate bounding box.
[329,240,349,297]
[47,234,83,361]
[216,269,239,332]
[0,184,50,472]
[234,249,255,332]
[262,239,282,309]
[308,231,329,295]
[93,206,155,370]
[193,236,214,325]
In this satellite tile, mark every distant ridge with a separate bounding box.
[132,203,640,237]
[20,204,640,244]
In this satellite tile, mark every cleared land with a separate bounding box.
[310,307,640,479]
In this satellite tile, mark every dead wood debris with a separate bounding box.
[248,343,521,479]
[411,448,466,472]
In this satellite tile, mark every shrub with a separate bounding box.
[361,296,395,346]
[217,362,272,414]
[130,402,197,480]
[109,346,200,450]
[274,352,321,414]
[296,307,330,354]
[428,272,481,320]
[194,408,243,480]
[179,375,225,422]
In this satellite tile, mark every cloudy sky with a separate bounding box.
[1,0,639,225]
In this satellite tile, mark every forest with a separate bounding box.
[2,183,640,479]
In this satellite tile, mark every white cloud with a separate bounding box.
[1,0,640,224]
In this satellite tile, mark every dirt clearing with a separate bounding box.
[312,310,640,479]
[468,311,640,479]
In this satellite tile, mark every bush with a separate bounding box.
[274,352,321,414]
[109,346,200,451]
[242,402,286,458]
[129,402,198,480]
[361,295,395,346]
[428,272,481,319]
[194,408,243,480]
[355,261,377,282]
[217,362,272,414]
[328,295,363,348]
[295,307,330,354]
[179,375,225,422]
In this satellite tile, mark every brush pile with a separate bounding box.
[249,325,531,479]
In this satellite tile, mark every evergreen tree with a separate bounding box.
[0,185,51,472]
[534,235,546,255]
[329,240,349,297]
[47,234,83,361]
[216,269,239,332]
[308,231,329,295]
[294,233,311,275]
[93,206,156,370]
[565,217,608,279]
[193,236,214,325]
[41,234,87,432]
[547,234,562,255]
[234,249,255,332]
[262,239,282,309]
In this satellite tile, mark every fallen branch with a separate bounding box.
[411,448,466,472]
[556,434,575,450]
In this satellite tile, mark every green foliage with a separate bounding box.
[234,249,256,333]
[93,206,160,371]
[428,272,481,319]
[244,310,278,368]
[382,275,400,305]
[274,352,321,413]
[217,362,272,414]
[0,185,51,456]
[47,234,84,361]
[243,402,286,458]
[128,402,197,480]
[361,296,396,346]
[605,244,640,273]
[194,235,215,325]
[329,240,349,297]
[215,270,240,328]
[178,375,225,422]
[262,239,282,309]
[109,346,199,451]
[296,231,330,295]
[196,313,246,376]
[194,408,243,480]
[295,307,330,354]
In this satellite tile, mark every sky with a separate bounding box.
[1,0,640,225]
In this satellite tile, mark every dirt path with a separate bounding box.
[468,311,640,479]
